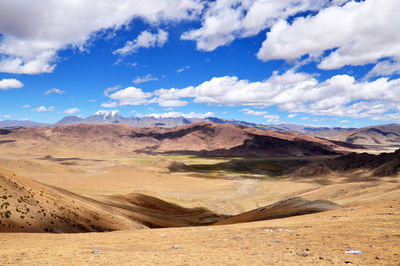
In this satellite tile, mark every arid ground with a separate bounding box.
[0,149,399,265]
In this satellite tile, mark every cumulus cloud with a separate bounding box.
[146,111,214,119]
[22,104,30,108]
[181,0,339,51]
[257,0,400,69]
[0,0,204,74]
[105,67,400,122]
[32,106,55,112]
[148,88,189,107]
[63,108,80,114]
[132,74,158,84]
[147,70,400,121]
[287,113,297,118]
[108,86,151,105]
[44,88,65,95]
[0,78,24,90]
[114,29,168,56]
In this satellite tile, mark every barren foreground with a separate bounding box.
[0,148,399,264]
[0,198,399,265]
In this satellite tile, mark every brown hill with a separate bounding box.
[0,167,144,233]
[290,149,400,177]
[0,122,359,157]
[0,167,225,232]
[214,197,341,225]
[331,124,400,146]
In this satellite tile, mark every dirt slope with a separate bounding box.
[0,168,144,232]
[215,197,341,225]
[0,198,398,265]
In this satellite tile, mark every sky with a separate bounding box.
[0,0,399,127]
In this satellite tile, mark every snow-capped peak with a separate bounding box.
[94,110,119,120]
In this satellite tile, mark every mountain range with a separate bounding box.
[1,110,400,146]
[0,122,362,157]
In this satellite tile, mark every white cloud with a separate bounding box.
[364,60,400,79]
[240,108,267,116]
[22,104,30,108]
[101,102,118,108]
[104,85,121,96]
[181,0,339,51]
[264,114,279,123]
[132,74,158,84]
[257,0,400,69]
[63,108,80,114]
[149,70,400,121]
[32,106,55,112]
[177,65,190,73]
[105,66,400,122]
[44,88,65,95]
[89,99,96,102]
[0,78,24,90]
[148,88,189,107]
[114,29,168,56]
[0,1,204,74]
[146,111,214,119]
[108,86,151,105]
[287,113,297,118]
[1,114,11,119]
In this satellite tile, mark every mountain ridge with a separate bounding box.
[1,111,399,147]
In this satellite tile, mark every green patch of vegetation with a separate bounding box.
[187,158,285,179]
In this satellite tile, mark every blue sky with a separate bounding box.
[0,0,399,127]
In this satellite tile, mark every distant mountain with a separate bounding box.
[0,122,359,157]
[56,116,83,125]
[54,110,205,128]
[86,110,123,122]
[329,124,400,146]
[2,111,400,147]
[0,120,49,128]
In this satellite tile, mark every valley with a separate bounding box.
[0,122,399,264]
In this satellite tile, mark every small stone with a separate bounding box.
[173,245,178,249]
[344,261,352,264]
[319,256,324,260]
